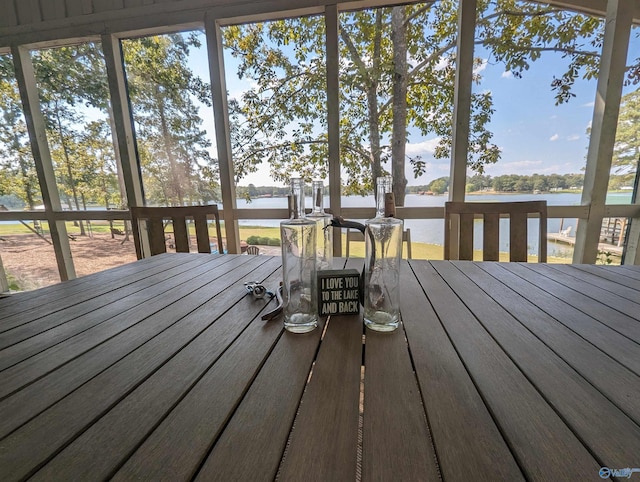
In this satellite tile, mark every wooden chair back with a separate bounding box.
[130,205,224,259]
[444,201,547,262]
[345,228,412,259]
[246,245,260,255]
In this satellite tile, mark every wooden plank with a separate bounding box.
[0,256,264,439]
[123,0,144,7]
[15,0,41,24]
[461,261,640,427]
[147,217,166,255]
[0,254,188,322]
[276,258,362,480]
[526,263,640,323]
[499,263,640,372]
[0,0,18,27]
[509,212,527,261]
[612,265,640,281]
[194,213,211,253]
[33,262,284,481]
[0,257,229,370]
[0,254,206,339]
[0,258,279,480]
[413,261,601,480]
[553,263,640,298]
[65,0,84,16]
[362,320,440,480]
[92,0,116,13]
[40,0,66,20]
[584,264,640,289]
[172,216,189,252]
[436,261,640,469]
[483,212,499,261]
[402,260,523,480]
[459,212,474,260]
[190,320,322,481]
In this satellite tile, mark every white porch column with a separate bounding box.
[326,5,342,256]
[573,0,632,264]
[11,45,76,281]
[448,0,477,259]
[205,13,240,254]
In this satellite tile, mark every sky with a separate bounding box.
[184,18,640,188]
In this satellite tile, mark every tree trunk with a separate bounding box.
[55,107,85,235]
[156,85,183,205]
[368,10,384,197]
[391,6,408,206]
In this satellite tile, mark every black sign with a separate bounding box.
[318,269,361,316]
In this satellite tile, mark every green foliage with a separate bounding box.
[122,34,219,206]
[246,235,280,246]
[612,88,640,177]
[223,1,615,204]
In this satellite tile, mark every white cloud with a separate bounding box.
[549,134,560,141]
[582,101,595,107]
[501,71,513,79]
[405,138,441,156]
[474,59,488,75]
[567,135,580,141]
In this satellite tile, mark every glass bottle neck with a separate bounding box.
[312,181,324,214]
[291,178,306,219]
[375,176,393,218]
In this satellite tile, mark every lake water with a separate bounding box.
[237,192,633,258]
[4,192,632,257]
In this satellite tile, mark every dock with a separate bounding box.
[547,217,627,257]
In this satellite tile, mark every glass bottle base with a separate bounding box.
[364,310,399,332]
[284,313,318,333]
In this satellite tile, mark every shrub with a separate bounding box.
[267,238,281,246]
[246,235,260,245]
[258,236,271,245]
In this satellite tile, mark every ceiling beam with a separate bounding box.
[0,0,638,50]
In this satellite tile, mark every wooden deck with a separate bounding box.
[547,232,624,256]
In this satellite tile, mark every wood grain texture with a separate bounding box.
[547,263,640,305]
[3,256,638,481]
[417,261,601,480]
[0,253,186,323]
[0,257,217,370]
[0,256,257,438]
[0,255,207,349]
[402,260,524,481]
[502,263,640,361]
[0,256,272,481]
[194,318,323,481]
[276,316,363,480]
[362,321,440,480]
[444,261,640,466]
[34,259,283,481]
[444,201,547,262]
[572,264,640,292]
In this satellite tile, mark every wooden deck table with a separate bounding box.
[1,254,639,481]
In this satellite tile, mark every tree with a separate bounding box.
[0,56,41,210]
[223,1,624,205]
[122,34,218,206]
[612,88,640,183]
[428,177,449,194]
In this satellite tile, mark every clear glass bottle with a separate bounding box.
[364,176,403,332]
[280,178,318,333]
[306,180,333,271]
